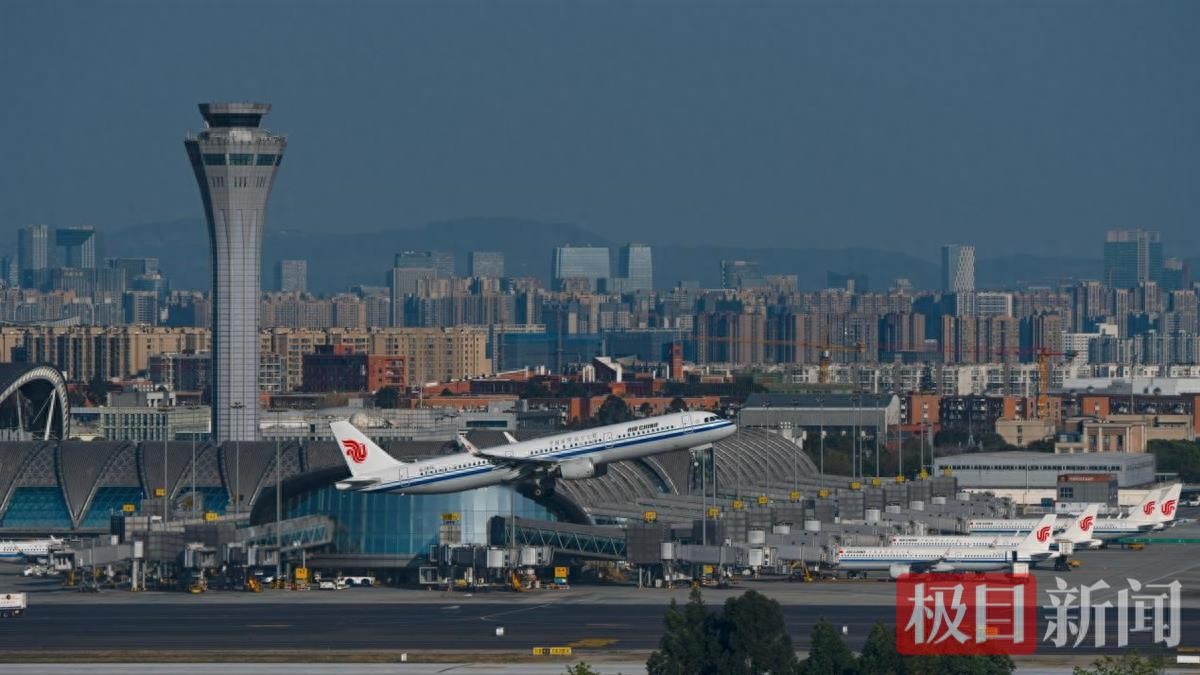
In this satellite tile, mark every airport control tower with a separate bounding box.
[185,103,286,441]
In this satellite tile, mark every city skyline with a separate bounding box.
[2,1,1199,260]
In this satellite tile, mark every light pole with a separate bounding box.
[162,428,169,524]
[231,401,244,515]
[275,409,283,583]
[817,395,825,487]
[190,420,197,520]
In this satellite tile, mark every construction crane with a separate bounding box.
[987,346,1076,420]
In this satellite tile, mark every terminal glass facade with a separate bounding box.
[1,487,71,529]
[285,485,556,556]
[81,486,144,528]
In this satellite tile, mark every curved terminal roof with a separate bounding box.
[0,426,820,532]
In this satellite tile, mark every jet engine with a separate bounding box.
[557,458,607,480]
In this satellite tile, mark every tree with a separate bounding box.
[668,396,689,413]
[1071,652,1166,675]
[597,395,633,426]
[799,619,855,675]
[906,654,1015,675]
[374,386,402,409]
[564,662,602,675]
[638,402,655,418]
[86,374,112,406]
[858,621,905,675]
[714,589,799,675]
[440,387,455,397]
[647,587,719,675]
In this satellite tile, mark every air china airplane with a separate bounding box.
[891,505,1099,555]
[836,514,1057,578]
[966,484,1180,541]
[330,411,737,497]
[0,536,61,563]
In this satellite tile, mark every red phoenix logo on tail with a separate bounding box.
[1080,515,1095,532]
[1143,500,1157,516]
[1036,525,1051,542]
[341,439,368,464]
[1162,499,1177,517]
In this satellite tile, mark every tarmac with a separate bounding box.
[2,515,1200,666]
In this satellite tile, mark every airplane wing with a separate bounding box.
[502,432,519,444]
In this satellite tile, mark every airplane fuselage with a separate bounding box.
[348,412,736,495]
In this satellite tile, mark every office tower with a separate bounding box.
[107,257,159,279]
[941,244,975,293]
[17,224,50,284]
[55,226,101,268]
[468,251,505,278]
[616,243,653,292]
[720,259,763,289]
[185,102,286,441]
[1163,257,1190,292]
[389,266,435,326]
[552,245,610,291]
[393,250,453,278]
[1104,229,1164,289]
[275,259,308,293]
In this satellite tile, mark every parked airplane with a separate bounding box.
[836,514,1057,578]
[891,504,1100,554]
[966,485,1178,540]
[329,411,736,497]
[0,536,61,563]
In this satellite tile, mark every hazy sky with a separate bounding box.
[1,0,1198,259]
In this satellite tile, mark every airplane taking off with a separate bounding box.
[330,411,737,497]
[836,514,1057,578]
[891,505,1100,554]
[0,536,61,563]
[966,485,1179,540]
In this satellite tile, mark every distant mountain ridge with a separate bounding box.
[108,217,1105,294]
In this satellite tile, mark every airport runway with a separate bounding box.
[0,600,1195,654]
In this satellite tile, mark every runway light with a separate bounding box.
[495,626,505,637]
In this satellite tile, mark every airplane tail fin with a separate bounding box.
[1157,483,1182,525]
[1058,504,1100,544]
[1127,487,1164,524]
[1018,514,1057,553]
[329,420,405,478]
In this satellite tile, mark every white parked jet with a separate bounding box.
[836,514,1057,578]
[967,485,1179,540]
[329,411,737,497]
[0,536,61,563]
[891,504,1100,554]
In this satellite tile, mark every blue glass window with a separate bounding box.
[229,153,253,166]
[203,153,226,166]
[1,487,71,529]
[256,154,276,166]
[81,487,143,528]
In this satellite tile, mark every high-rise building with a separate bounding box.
[1104,229,1164,289]
[185,102,286,441]
[616,243,653,292]
[468,251,505,278]
[720,260,763,289]
[55,226,101,268]
[941,244,975,293]
[107,257,159,280]
[17,224,50,284]
[393,251,453,278]
[275,259,308,293]
[552,246,610,291]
